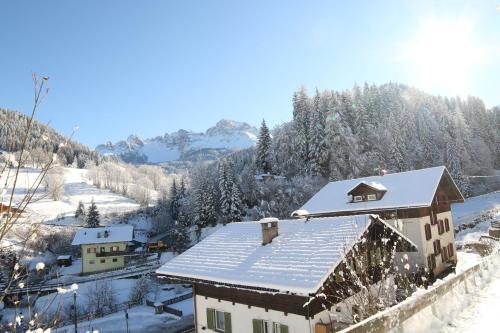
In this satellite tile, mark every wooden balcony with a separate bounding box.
[95,251,129,257]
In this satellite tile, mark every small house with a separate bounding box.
[157,215,416,333]
[71,225,134,274]
[298,166,464,276]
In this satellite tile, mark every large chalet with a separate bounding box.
[157,215,416,333]
[297,166,464,276]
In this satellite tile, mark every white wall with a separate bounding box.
[387,211,457,276]
[195,295,315,333]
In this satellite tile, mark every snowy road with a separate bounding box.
[441,263,500,332]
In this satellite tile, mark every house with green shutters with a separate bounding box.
[157,215,416,333]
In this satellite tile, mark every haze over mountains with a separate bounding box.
[95,119,258,164]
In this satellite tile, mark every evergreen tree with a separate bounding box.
[256,119,272,173]
[308,89,330,176]
[172,209,191,253]
[169,179,180,220]
[446,140,472,197]
[292,87,312,173]
[75,201,85,219]
[85,199,100,228]
[229,182,243,222]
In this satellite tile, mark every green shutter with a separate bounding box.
[224,312,232,333]
[207,308,215,330]
[280,324,289,333]
[253,319,263,333]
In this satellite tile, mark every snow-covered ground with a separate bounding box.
[452,191,500,242]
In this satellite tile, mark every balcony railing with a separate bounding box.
[95,251,129,257]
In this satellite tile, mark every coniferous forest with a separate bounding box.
[181,82,500,232]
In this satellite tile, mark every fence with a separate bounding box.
[339,251,500,333]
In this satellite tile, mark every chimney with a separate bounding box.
[260,218,279,245]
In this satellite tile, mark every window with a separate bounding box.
[87,247,96,254]
[100,259,105,264]
[367,194,377,201]
[442,247,448,262]
[252,319,288,333]
[353,195,363,202]
[433,239,441,255]
[110,246,119,252]
[438,220,444,235]
[215,310,225,331]
[431,212,437,225]
[425,224,432,240]
[207,308,231,332]
[112,258,118,262]
[445,218,450,232]
[427,254,436,270]
[100,247,105,253]
[89,260,95,264]
[448,244,454,257]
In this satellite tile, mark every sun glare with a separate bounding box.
[401,18,485,96]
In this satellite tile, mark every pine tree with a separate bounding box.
[292,87,312,174]
[256,119,272,174]
[308,89,329,176]
[75,201,85,219]
[446,140,472,197]
[172,209,191,253]
[170,179,179,220]
[85,199,100,228]
[229,182,243,222]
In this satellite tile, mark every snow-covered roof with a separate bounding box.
[301,166,462,215]
[348,181,387,194]
[157,215,416,295]
[71,225,134,246]
[57,255,72,260]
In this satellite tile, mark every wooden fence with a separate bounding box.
[339,251,500,333]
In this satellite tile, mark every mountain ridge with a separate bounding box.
[96,119,258,164]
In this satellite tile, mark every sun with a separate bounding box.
[400,18,485,96]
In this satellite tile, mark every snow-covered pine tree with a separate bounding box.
[446,140,472,197]
[308,89,330,177]
[229,182,243,222]
[170,179,180,221]
[172,209,191,253]
[292,86,312,174]
[256,119,272,174]
[85,199,100,228]
[75,201,85,219]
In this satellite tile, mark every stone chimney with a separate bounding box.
[260,218,279,245]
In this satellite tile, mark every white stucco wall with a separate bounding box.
[386,211,456,275]
[195,295,324,333]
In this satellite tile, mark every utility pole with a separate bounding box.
[73,291,78,333]
[125,309,129,333]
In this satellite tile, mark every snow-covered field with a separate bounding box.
[452,191,500,242]
[1,167,140,225]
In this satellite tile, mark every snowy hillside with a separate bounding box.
[452,191,500,242]
[96,119,258,163]
[1,167,140,226]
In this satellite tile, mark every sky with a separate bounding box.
[1,0,499,148]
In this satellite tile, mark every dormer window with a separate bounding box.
[348,181,387,203]
[353,195,363,202]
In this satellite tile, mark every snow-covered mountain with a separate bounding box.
[96,119,258,164]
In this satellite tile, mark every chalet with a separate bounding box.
[157,215,416,333]
[71,225,134,274]
[297,166,464,276]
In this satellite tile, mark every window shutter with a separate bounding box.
[253,319,263,333]
[206,308,215,330]
[225,312,232,333]
[280,324,289,333]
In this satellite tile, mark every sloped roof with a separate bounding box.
[72,225,134,245]
[301,166,463,216]
[347,181,387,195]
[156,215,416,295]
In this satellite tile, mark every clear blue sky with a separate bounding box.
[1,0,499,148]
